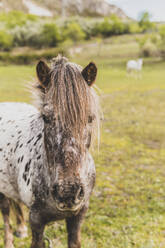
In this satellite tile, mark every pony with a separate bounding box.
[0,55,100,248]
[126,58,143,78]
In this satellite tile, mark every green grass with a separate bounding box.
[1,37,165,247]
[0,65,34,102]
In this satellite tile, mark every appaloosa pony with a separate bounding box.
[0,55,99,248]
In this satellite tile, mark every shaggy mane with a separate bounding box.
[32,55,100,147]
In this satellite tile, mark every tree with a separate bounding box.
[138,11,155,32]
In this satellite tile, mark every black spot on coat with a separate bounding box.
[20,156,24,162]
[34,133,42,146]
[14,141,19,153]
[37,155,41,160]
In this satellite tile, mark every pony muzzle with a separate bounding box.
[52,183,84,211]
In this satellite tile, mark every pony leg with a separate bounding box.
[66,206,87,248]
[0,193,14,248]
[29,210,45,248]
[12,201,28,238]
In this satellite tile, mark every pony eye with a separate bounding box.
[42,114,50,124]
[88,115,95,124]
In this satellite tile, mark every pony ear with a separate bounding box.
[36,60,51,88]
[82,62,97,86]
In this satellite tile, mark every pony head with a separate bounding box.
[35,55,99,211]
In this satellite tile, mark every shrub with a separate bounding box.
[137,34,159,57]
[62,22,86,42]
[156,26,165,58]
[11,22,61,48]
[136,35,149,48]
[0,11,38,29]
[72,18,99,40]
[0,30,13,51]
[158,28,165,58]
[110,15,128,35]
[128,22,141,34]
[40,23,61,47]
[159,42,165,58]
[141,40,158,57]
[93,15,130,38]
[11,21,42,47]
[150,33,161,45]
[94,17,113,37]
[159,25,165,40]
[138,12,155,32]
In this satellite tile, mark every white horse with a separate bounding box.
[127,58,143,78]
[0,55,100,248]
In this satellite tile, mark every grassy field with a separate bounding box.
[1,37,165,248]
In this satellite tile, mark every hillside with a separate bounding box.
[0,0,128,19]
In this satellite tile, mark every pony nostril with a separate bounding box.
[77,186,84,200]
[52,183,84,208]
[59,202,65,209]
[80,187,84,197]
